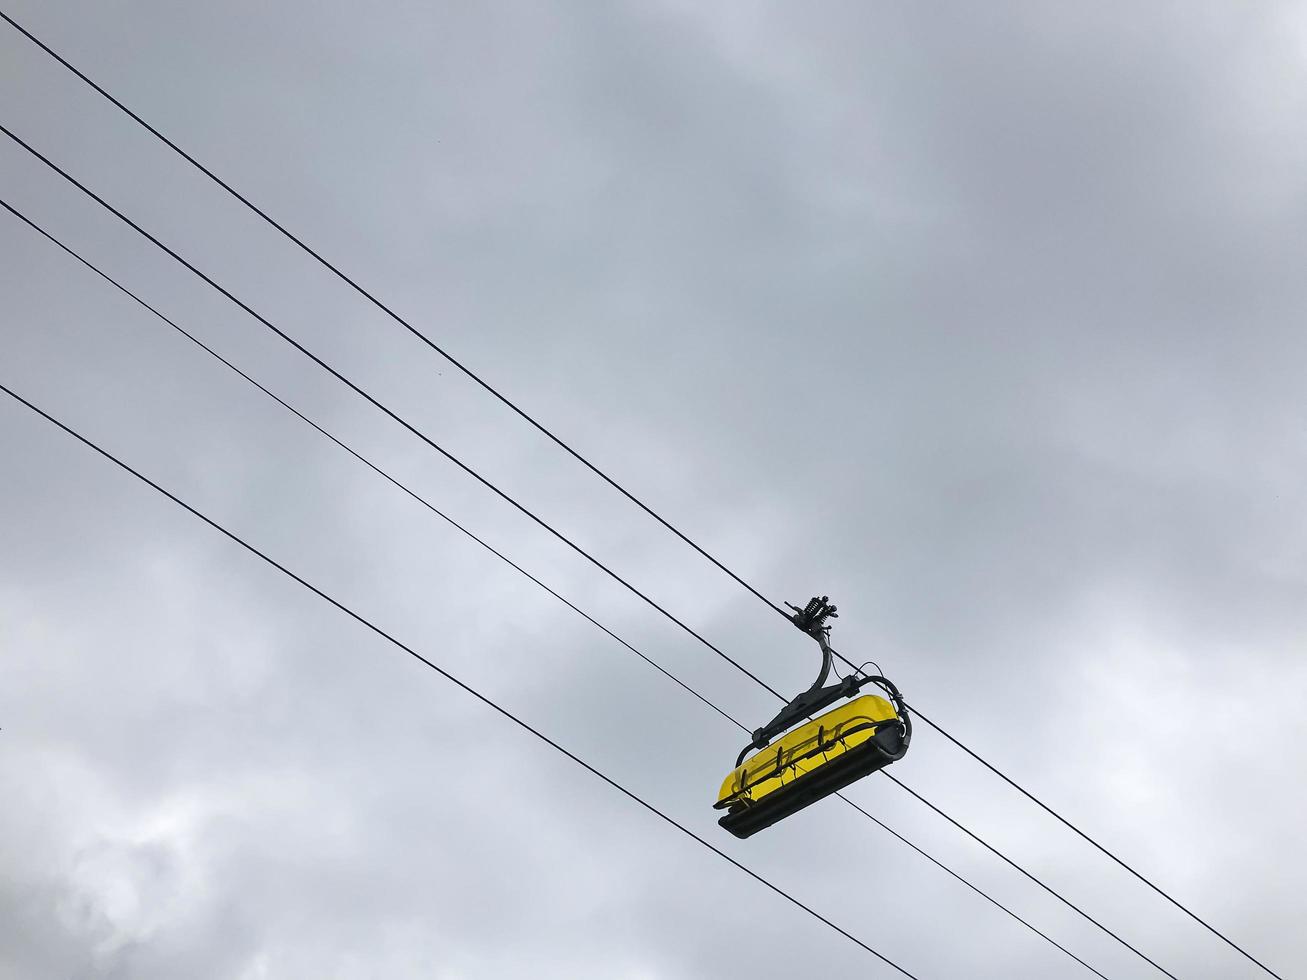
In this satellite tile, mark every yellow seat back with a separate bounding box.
[717,694,899,808]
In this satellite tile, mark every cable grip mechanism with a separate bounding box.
[786,595,838,638]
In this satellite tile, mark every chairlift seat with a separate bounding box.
[714,694,905,839]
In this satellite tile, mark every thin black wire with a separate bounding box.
[901,708,1285,980]
[0,7,792,627]
[0,195,737,734]
[0,121,786,707]
[0,196,1112,980]
[0,129,1174,976]
[0,379,922,980]
[837,795,1110,980]
[848,645,1282,980]
[882,773,1180,980]
[0,19,1284,980]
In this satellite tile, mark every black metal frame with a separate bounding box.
[734,597,910,766]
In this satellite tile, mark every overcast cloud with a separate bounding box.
[2,2,1305,978]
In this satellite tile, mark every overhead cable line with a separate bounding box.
[0,379,924,980]
[896,707,1286,980]
[0,195,736,732]
[0,197,1112,980]
[0,128,1177,977]
[883,773,1179,980]
[0,21,1279,979]
[0,121,786,707]
[835,794,1110,980]
[0,6,792,626]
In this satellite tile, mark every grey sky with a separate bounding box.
[2,2,1304,977]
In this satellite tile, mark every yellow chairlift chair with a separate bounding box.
[715,597,911,839]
